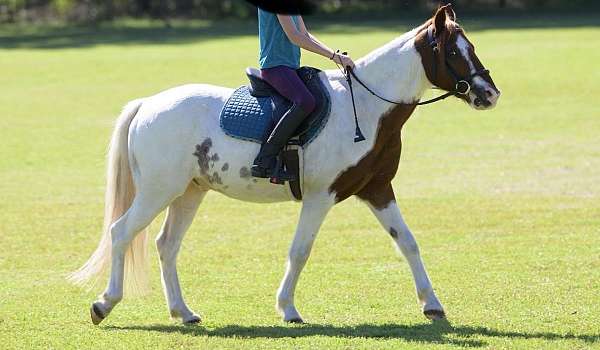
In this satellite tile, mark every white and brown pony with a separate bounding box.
[70,5,500,325]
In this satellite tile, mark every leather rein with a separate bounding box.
[344,25,490,142]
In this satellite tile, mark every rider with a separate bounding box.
[251,7,355,180]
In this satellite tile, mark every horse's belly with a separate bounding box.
[212,180,294,203]
[191,131,297,203]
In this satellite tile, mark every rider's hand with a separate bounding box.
[333,52,355,70]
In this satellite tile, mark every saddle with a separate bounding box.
[219,66,332,200]
[220,66,331,146]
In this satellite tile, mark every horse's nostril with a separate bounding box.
[486,90,493,98]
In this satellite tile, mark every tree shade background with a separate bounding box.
[0,0,598,23]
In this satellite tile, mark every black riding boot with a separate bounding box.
[251,103,308,181]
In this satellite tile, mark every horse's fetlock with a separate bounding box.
[276,295,293,310]
[169,308,182,318]
[103,292,122,305]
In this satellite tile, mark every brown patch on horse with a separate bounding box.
[193,139,212,175]
[208,172,223,185]
[240,167,251,179]
[328,104,416,209]
[414,21,459,94]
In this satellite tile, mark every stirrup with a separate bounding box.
[269,157,296,185]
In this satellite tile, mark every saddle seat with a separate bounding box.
[219,66,331,147]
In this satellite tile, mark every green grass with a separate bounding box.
[1,14,600,349]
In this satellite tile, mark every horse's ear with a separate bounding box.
[445,4,456,22]
[434,5,448,38]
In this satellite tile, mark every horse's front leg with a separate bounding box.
[276,194,333,323]
[360,184,445,320]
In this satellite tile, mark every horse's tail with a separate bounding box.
[68,98,148,295]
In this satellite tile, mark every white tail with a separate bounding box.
[69,99,149,295]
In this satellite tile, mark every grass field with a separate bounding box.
[1,13,599,349]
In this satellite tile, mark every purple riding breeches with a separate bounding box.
[260,65,316,114]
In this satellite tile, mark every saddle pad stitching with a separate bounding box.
[219,86,269,144]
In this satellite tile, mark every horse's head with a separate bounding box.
[416,5,500,110]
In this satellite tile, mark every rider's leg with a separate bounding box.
[252,66,316,178]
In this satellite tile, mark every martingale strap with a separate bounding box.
[345,71,366,143]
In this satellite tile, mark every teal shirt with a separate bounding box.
[258,9,301,69]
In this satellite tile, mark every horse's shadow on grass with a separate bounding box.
[106,320,599,348]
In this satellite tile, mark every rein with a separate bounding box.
[343,25,490,143]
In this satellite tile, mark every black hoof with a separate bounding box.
[286,317,305,324]
[183,315,202,325]
[424,309,446,320]
[90,303,106,325]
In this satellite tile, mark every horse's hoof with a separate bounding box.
[285,317,305,324]
[183,315,202,325]
[90,303,106,325]
[424,309,446,320]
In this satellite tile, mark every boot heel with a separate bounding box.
[270,177,285,185]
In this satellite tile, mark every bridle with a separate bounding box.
[422,25,491,105]
[344,24,491,142]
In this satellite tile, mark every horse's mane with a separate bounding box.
[330,15,461,81]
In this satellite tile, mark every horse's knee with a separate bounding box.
[396,230,420,256]
[403,240,419,255]
[290,246,311,263]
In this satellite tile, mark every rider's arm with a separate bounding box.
[277,15,354,69]
[295,16,333,55]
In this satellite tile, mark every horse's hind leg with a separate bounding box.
[156,183,206,324]
[91,184,184,325]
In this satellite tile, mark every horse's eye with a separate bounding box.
[450,50,458,57]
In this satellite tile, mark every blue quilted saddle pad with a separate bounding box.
[220,86,275,143]
[220,67,331,146]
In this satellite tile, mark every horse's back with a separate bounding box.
[136,83,231,122]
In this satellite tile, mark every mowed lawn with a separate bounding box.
[1,14,599,349]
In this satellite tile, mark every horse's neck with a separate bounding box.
[352,29,430,122]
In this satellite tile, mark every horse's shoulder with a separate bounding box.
[328,103,416,204]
